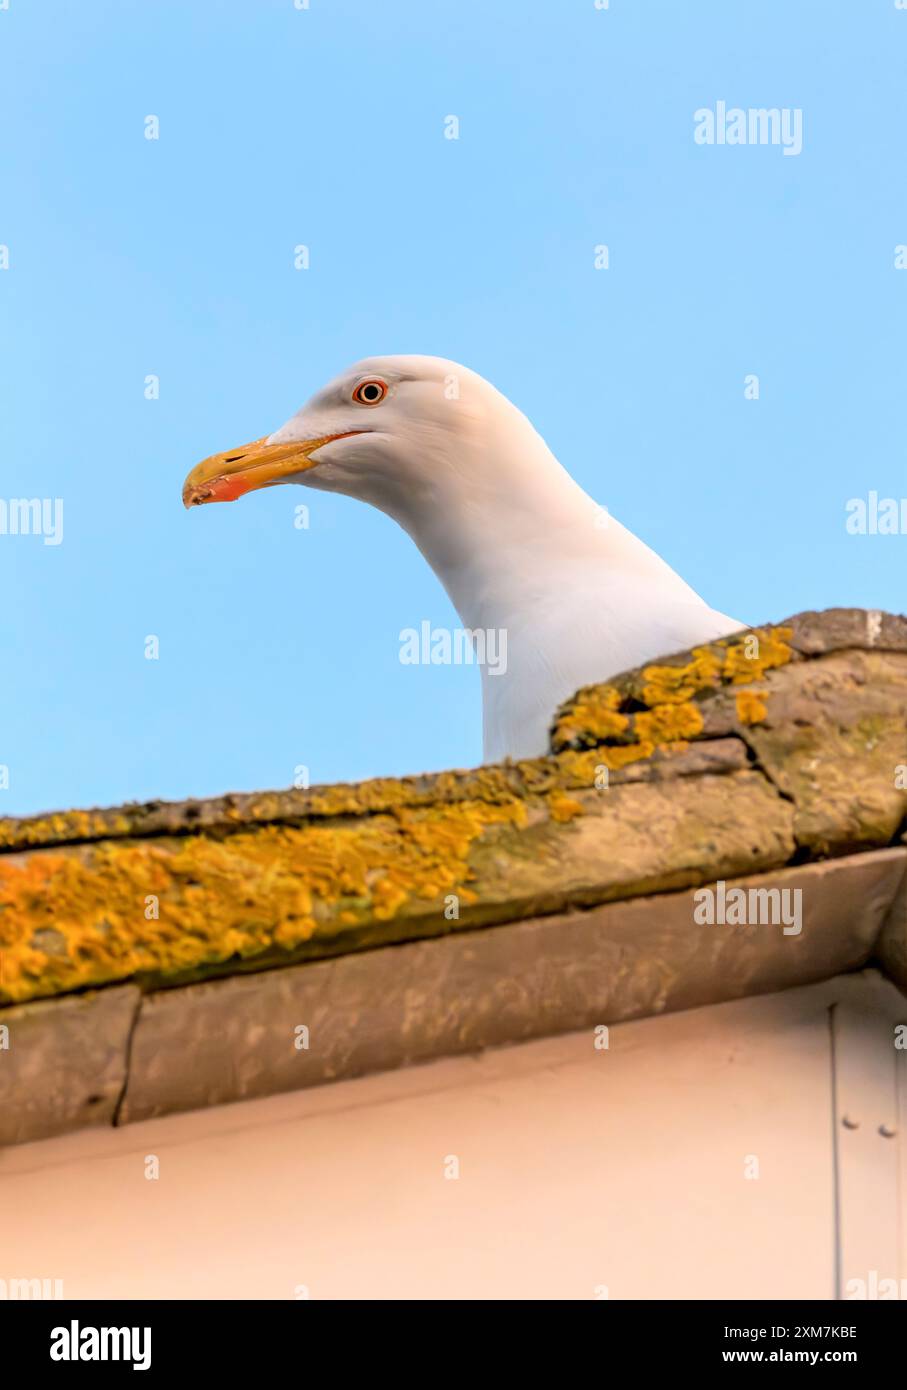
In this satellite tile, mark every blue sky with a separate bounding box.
[0,0,904,817]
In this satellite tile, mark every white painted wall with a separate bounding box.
[0,972,903,1300]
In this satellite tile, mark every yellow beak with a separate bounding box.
[182,431,364,508]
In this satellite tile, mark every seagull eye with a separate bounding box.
[352,379,388,406]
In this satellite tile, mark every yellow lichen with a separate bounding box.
[547,792,585,823]
[551,684,628,749]
[641,647,723,705]
[735,689,769,725]
[633,702,704,745]
[0,797,527,1005]
[597,741,657,768]
[0,809,132,851]
[721,627,793,684]
[551,624,795,757]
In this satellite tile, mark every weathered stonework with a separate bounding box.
[0,986,139,1146]
[1,608,905,1009]
[0,608,905,1145]
[118,850,906,1125]
[0,769,795,1003]
[553,609,907,857]
[877,826,907,992]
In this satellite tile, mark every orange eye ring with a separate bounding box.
[352,379,388,406]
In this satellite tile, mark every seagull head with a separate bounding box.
[182,354,739,765]
[182,354,519,516]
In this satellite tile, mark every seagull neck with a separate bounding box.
[389,448,608,634]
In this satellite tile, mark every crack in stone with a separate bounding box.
[112,990,142,1128]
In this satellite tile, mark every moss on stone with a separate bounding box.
[0,610,902,1009]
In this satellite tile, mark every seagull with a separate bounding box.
[183,355,741,763]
